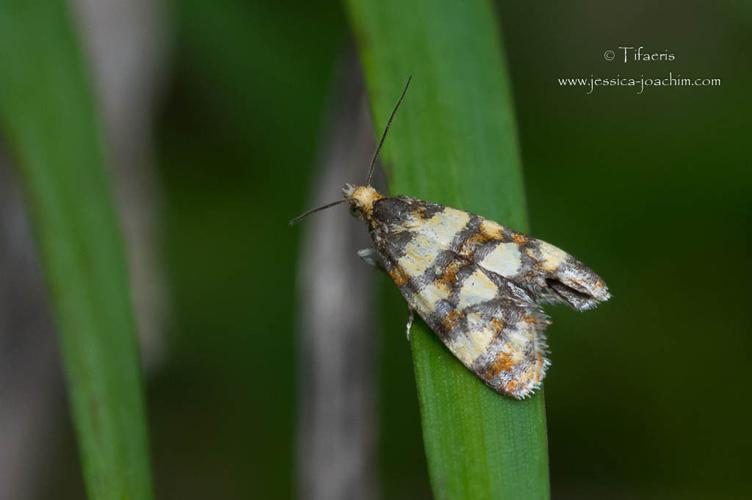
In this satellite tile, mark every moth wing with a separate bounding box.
[383,245,550,399]
[368,196,551,398]
[420,287,551,400]
[466,217,611,311]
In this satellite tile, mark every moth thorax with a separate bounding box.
[343,184,383,218]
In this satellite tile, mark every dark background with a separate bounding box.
[33,0,752,498]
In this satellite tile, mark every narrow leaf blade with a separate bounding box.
[346,0,550,498]
[0,2,154,499]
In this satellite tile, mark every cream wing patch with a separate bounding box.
[535,241,569,272]
[397,207,470,278]
[399,234,438,277]
[505,325,533,350]
[413,281,451,314]
[447,311,497,365]
[415,207,470,247]
[479,242,523,278]
[457,269,498,309]
[449,332,493,365]
[479,219,506,239]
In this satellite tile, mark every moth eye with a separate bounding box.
[349,205,359,217]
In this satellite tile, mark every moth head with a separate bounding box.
[343,184,383,220]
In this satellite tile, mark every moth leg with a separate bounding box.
[405,308,415,342]
[357,248,381,269]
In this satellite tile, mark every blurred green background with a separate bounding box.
[11,0,751,498]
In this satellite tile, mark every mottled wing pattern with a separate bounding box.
[455,215,611,312]
[368,196,553,398]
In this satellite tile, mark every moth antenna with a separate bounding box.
[288,199,347,226]
[365,75,412,186]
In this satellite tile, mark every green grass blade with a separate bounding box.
[0,2,154,499]
[345,1,550,498]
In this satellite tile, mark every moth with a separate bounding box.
[292,77,610,399]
